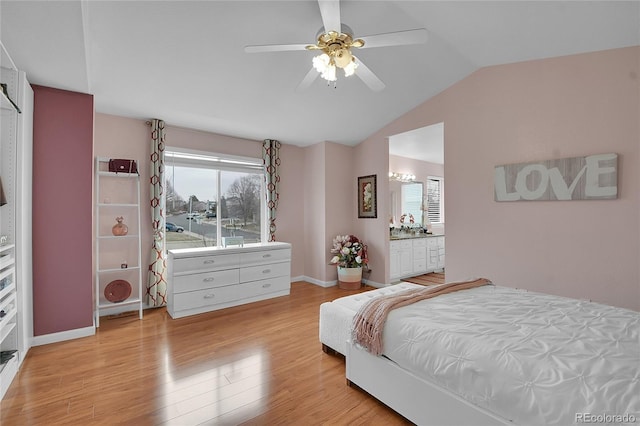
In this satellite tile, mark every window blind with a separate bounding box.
[427,178,442,223]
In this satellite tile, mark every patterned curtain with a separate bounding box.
[147,119,167,306]
[263,139,281,242]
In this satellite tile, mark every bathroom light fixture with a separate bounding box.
[389,172,416,182]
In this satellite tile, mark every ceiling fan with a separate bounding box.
[244,0,428,91]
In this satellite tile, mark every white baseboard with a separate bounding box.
[32,325,96,346]
[363,279,386,288]
[98,304,144,318]
[296,275,336,288]
[293,275,387,289]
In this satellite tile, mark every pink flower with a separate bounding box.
[329,234,369,269]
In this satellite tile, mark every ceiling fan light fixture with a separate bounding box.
[333,47,352,68]
[312,53,338,82]
[322,63,337,82]
[312,53,331,72]
[343,57,358,77]
[245,1,428,92]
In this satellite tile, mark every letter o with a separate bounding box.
[515,164,549,200]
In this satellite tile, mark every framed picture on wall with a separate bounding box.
[358,174,377,218]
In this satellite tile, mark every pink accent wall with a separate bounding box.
[357,47,640,311]
[32,85,94,335]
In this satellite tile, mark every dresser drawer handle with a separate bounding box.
[262,283,271,288]
[203,293,215,299]
[262,269,271,274]
[203,259,215,264]
[203,277,215,282]
[262,254,271,258]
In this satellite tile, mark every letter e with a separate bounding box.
[585,154,617,198]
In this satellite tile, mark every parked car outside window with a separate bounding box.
[166,222,184,233]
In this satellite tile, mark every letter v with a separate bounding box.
[548,166,586,200]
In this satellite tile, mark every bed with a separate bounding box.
[319,282,640,425]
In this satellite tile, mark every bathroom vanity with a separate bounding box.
[389,234,444,281]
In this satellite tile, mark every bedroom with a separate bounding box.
[0,0,638,424]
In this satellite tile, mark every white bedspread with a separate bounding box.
[380,285,640,425]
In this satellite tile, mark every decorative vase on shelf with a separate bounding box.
[112,216,129,236]
[337,266,363,290]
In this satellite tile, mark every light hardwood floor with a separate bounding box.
[1,282,412,425]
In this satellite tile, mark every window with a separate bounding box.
[426,177,443,224]
[164,149,265,251]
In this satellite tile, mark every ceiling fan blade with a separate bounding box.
[318,0,341,33]
[359,28,428,49]
[296,67,319,92]
[244,44,308,53]
[355,58,385,92]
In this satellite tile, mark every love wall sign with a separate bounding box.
[494,153,618,201]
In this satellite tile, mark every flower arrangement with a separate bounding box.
[399,213,414,224]
[329,234,369,269]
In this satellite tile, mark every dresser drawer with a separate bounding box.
[172,253,239,274]
[173,284,239,311]
[172,268,239,293]
[240,249,291,266]
[237,276,290,297]
[240,261,290,283]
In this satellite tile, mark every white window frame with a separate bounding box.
[165,147,267,247]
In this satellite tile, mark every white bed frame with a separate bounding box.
[345,341,511,425]
[320,284,512,424]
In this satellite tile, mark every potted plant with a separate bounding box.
[330,234,369,289]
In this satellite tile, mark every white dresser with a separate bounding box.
[167,242,291,319]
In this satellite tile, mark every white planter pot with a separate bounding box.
[337,266,363,290]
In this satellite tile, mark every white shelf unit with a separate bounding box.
[1,40,32,400]
[0,244,18,391]
[95,157,143,327]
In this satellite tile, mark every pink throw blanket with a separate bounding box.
[351,278,491,355]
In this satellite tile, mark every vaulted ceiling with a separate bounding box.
[1,1,638,149]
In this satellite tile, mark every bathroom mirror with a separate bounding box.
[390,180,423,227]
[401,182,423,226]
